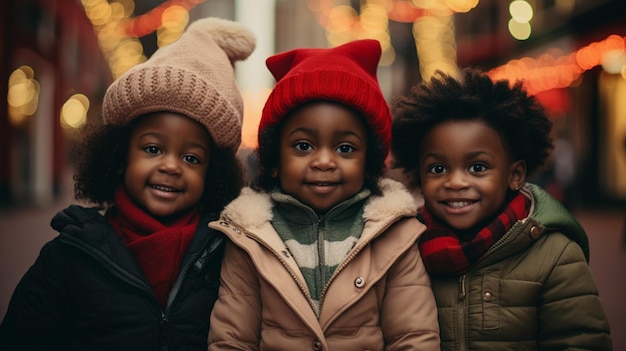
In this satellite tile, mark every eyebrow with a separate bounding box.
[185,141,210,154]
[287,127,364,140]
[422,150,492,161]
[137,131,164,142]
[138,132,209,153]
[465,150,492,159]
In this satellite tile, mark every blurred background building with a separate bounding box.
[1,0,625,210]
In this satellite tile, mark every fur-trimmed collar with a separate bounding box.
[221,178,417,229]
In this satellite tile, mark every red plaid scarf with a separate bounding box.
[418,192,530,276]
[107,186,199,307]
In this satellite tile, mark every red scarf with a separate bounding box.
[418,192,530,276]
[107,186,199,307]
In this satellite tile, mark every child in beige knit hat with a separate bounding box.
[0,17,255,351]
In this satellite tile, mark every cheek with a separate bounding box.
[419,181,437,200]
[123,151,141,177]
[194,167,209,186]
[355,164,367,184]
[122,165,136,187]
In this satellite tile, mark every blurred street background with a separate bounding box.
[1,0,625,349]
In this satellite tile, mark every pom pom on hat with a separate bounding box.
[259,39,391,156]
[103,17,256,151]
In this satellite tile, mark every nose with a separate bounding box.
[444,169,469,190]
[311,148,337,171]
[158,154,182,175]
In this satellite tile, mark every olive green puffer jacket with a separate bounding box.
[431,183,612,351]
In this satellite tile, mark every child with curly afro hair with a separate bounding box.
[391,67,612,350]
[0,17,255,351]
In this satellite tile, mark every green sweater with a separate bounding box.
[270,188,370,316]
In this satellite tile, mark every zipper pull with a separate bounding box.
[318,214,325,223]
[457,275,466,301]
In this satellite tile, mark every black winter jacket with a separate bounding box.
[0,204,225,351]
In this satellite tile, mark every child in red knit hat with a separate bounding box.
[391,68,612,350]
[0,18,255,351]
[208,39,440,350]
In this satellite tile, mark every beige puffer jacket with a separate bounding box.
[208,178,440,351]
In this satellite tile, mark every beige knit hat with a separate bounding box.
[102,17,256,151]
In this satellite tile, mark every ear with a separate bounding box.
[509,160,526,191]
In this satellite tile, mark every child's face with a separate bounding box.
[124,112,211,222]
[419,120,525,231]
[275,102,368,213]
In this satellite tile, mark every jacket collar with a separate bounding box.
[52,205,221,274]
[524,182,590,261]
[221,178,417,230]
[473,183,590,268]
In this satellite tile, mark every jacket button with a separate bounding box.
[354,276,365,288]
[483,291,493,301]
[530,226,541,238]
[312,339,321,350]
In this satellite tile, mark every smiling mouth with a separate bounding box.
[305,182,340,194]
[306,180,339,186]
[151,184,180,192]
[444,200,476,208]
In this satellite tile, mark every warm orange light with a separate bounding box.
[387,1,428,23]
[490,34,626,96]
[124,0,207,38]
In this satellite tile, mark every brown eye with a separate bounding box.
[426,164,446,174]
[469,163,487,173]
[183,155,200,164]
[294,142,312,151]
[336,144,354,153]
[144,146,161,155]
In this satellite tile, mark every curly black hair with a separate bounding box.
[72,114,244,216]
[252,100,388,196]
[391,68,553,188]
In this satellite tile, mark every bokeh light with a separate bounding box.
[60,94,90,130]
[508,18,531,40]
[7,66,40,126]
[509,0,533,22]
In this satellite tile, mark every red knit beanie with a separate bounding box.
[259,39,391,156]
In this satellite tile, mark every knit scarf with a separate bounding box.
[418,192,530,276]
[107,186,199,308]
